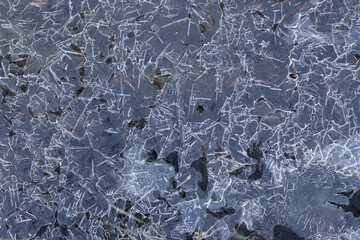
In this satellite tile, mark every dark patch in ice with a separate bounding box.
[233,222,267,240]
[253,11,265,18]
[289,73,298,79]
[106,56,115,64]
[48,109,63,117]
[248,163,264,180]
[128,32,135,38]
[165,151,179,173]
[19,84,28,92]
[283,152,296,160]
[247,142,263,161]
[153,77,162,90]
[186,232,195,240]
[273,225,305,240]
[133,212,150,227]
[331,190,360,218]
[229,166,247,177]
[219,2,225,15]
[206,207,235,219]
[79,66,85,76]
[235,222,252,236]
[76,86,85,97]
[337,190,354,197]
[171,177,177,189]
[55,221,69,237]
[155,68,162,76]
[147,149,158,162]
[70,43,82,53]
[33,224,48,239]
[199,23,206,33]
[272,23,279,32]
[196,104,204,113]
[128,118,147,130]
[179,191,186,198]
[54,165,61,175]
[8,130,15,137]
[190,156,209,192]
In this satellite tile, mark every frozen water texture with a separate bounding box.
[0,0,360,239]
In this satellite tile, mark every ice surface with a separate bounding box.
[1,0,360,239]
